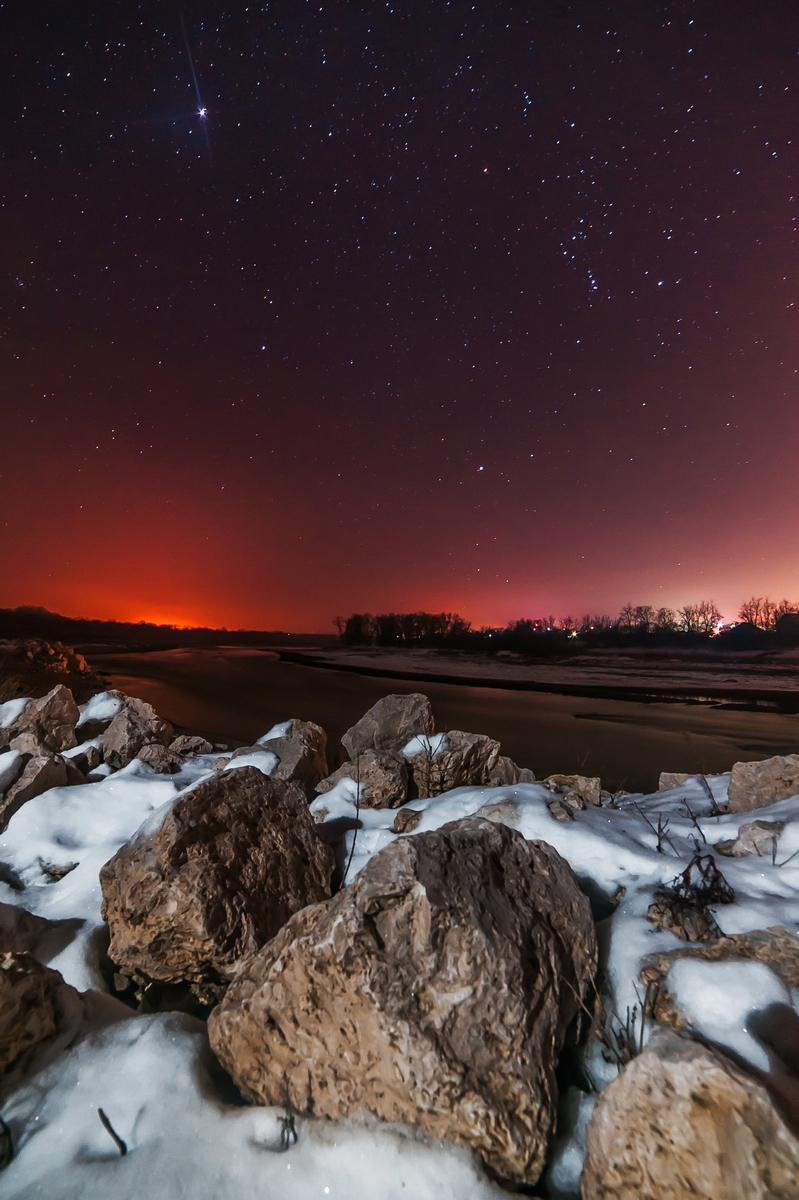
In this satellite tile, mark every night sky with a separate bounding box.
[2,1,798,631]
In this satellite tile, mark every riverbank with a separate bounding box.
[85,646,799,794]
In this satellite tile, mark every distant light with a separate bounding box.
[199,107,207,117]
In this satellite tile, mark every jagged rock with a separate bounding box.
[641,926,799,1028]
[102,697,173,770]
[99,767,335,985]
[392,806,422,833]
[549,801,576,823]
[8,685,79,755]
[136,742,185,774]
[581,1026,799,1199]
[67,743,103,775]
[716,819,784,858]
[317,749,408,809]
[728,754,799,812]
[542,773,602,806]
[208,817,597,1188]
[213,755,231,770]
[259,719,328,777]
[170,734,214,756]
[0,754,70,831]
[0,952,64,1075]
[486,754,536,786]
[657,770,725,791]
[407,730,501,798]
[341,693,434,760]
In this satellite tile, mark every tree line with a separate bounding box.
[334,595,799,649]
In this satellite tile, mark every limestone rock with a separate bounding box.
[317,749,408,808]
[408,730,501,798]
[0,903,56,956]
[170,734,214,756]
[728,754,799,812]
[549,801,576,823]
[341,693,434,760]
[67,743,103,775]
[716,819,784,858]
[260,719,327,776]
[8,685,79,755]
[0,952,63,1075]
[392,806,422,833]
[100,767,335,985]
[208,817,597,1188]
[542,773,602,806]
[0,754,70,831]
[486,754,536,786]
[582,1027,799,1199]
[102,697,173,770]
[136,742,185,774]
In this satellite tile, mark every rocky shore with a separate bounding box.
[1,641,799,1196]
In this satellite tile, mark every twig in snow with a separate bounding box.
[683,803,707,845]
[278,1078,298,1150]
[776,846,799,869]
[633,802,678,855]
[98,1108,127,1156]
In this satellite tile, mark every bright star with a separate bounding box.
[198,107,207,118]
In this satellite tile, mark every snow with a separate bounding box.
[0,696,31,729]
[667,958,794,1071]
[402,732,448,759]
[76,690,123,727]
[2,706,799,1198]
[257,719,293,743]
[0,748,24,793]
[223,749,278,776]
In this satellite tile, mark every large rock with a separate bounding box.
[99,767,335,985]
[0,753,70,831]
[582,1027,799,1199]
[136,742,185,774]
[341,693,434,760]
[249,719,328,796]
[407,730,501,798]
[208,817,597,1187]
[0,749,26,795]
[0,952,64,1075]
[542,773,602,807]
[101,696,173,769]
[8,685,79,754]
[487,754,536,786]
[728,754,799,812]
[170,734,214,756]
[316,749,408,809]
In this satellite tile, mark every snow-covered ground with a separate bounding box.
[2,729,799,1198]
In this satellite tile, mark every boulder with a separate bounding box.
[101,697,173,770]
[728,754,799,812]
[259,719,327,779]
[99,767,335,985]
[716,819,784,858]
[170,734,214,756]
[581,1027,799,1199]
[136,742,185,774]
[341,693,434,760]
[8,684,79,754]
[208,817,597,1188]
[407,730,501,798]
[542,773,602,806]
[0,753,70,831]
[74,689,126,739]
[67,743,103,775]
[486,754,536,786]
[317,749,408,809]
[0,952,64,1075]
